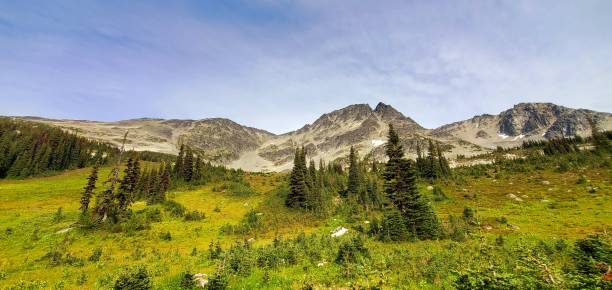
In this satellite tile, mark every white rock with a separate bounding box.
[364,221,370,224]
[426,186,434,191]
[371,139,386,147]
[56,227,74,234]
[507,193,518,199]
[542,180,550,185]
[331,227,348,237]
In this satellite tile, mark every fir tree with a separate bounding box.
[159,162,171,194]
[80,164,99,215]
[286,147,307,208]
[382,125,441,240]
[347,146,361,198]
[183,146,194,182]
[174,144,185,179]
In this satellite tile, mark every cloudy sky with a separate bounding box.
[1,0,611,133]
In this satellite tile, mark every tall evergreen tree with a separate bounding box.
[286,147,307,208]
[174,144,185,178]
[159,162,171,195]
[347,146,361,198]
[382,125,441,240]
[80,164,99,215]
[183,146,194,181]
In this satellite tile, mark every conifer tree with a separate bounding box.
[193,155,203,181]
[435,142,451,177]
[382,125,441,240]
[347,146,361,198]
[174,144,185,178]
[159,162,171,195]
[80,164,99,215]
[286,147,307,208]
[183,146,194,181]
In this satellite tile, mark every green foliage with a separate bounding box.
[0,117,117,179]
[335,236,369,264]
[159,231,172,241]
[113,266,152,290]
[88,247,102,262]
[162,200,186,217]
[184,210,205,221]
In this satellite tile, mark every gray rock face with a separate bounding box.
[16,102,611,171]
[433,102,611,149]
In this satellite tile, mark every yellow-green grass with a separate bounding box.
[433,168,612,239]
[0,168,291,288]
[0,164,610,289]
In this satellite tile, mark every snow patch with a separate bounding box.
[512,134,525,141]
[371,139,386,147]
[497,133,509,139]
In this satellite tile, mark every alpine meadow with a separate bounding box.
[1,1,612,290]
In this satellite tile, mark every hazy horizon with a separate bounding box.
[1,1,611,134]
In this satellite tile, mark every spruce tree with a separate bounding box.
[347,146,361,198]
[286,147,307,208]
[435,142,451,177]
[174,144,185,179]
[183,146,194,182]
[80,164,99,215]
[382,125,441,240]
[159,162,171,196]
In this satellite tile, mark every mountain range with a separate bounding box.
[17,102,612,171]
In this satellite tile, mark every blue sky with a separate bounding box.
[1,0,611,134]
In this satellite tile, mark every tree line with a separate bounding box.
[0,117,118,179]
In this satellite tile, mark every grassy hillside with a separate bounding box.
[0,158,610,288]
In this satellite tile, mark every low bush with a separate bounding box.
[113,266,152,290]
[162,200,186,217]
[184,210,205,221]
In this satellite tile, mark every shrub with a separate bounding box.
[379,210,410,241]
[432,186,448,201]
[335,236,369,265]
[122,214,151,233]
[159,231,172,241]
[53,207,63,223]
[113,266,152,290]
[230,181,257,195]
[88,247,102,262]
[184,210,205,221]
[576,175,587,184]
[227,244,254,276]
[179,272,195,289]
[162,200,186,217]
[462,206,475,221]
[207,270,228,290]
[76,272,87,285]
[138,208,162,223]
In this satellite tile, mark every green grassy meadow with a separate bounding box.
[0,162,610,289]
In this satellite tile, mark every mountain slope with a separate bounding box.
[229,102,478,171]
[433,103,612,149]
[17,102,612,171]
[20,117,275,162]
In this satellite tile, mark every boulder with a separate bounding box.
[331,227,348,237]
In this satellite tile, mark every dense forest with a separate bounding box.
[0,118,176,179]
[0,117,118,179]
